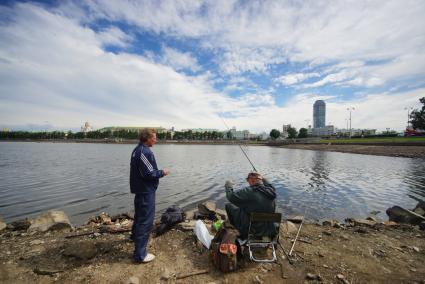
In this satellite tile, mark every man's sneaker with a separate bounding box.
[142,253,155,263]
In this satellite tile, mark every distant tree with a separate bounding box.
[287,127,298,139]
[298,128,308,138]
[226,130,233,139]
[410,97,425,130]
[269,129,281,140]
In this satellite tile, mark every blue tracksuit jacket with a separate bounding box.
[130,143,164,194]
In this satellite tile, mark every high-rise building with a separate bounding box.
[313,100,326,128]
[282,124,291,138]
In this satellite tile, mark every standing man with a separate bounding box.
[225,172,276,238]
[130,128,169,263]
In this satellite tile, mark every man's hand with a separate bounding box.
[163,168,170,176]
[225,180,234,190]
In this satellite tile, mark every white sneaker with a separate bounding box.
[142,253,155,263]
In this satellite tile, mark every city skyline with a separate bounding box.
[1,1,424,133]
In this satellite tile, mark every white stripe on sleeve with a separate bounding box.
[140,153,154,172]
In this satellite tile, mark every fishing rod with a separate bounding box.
[219,116,257,172]
[289,207,308,256]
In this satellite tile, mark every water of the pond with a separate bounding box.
[0,142,424,224]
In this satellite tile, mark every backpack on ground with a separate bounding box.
[156,205,185,236]
[210,222,239,273]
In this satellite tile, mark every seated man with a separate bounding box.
[225,172,277,239]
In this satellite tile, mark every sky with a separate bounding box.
[0,0,424,133]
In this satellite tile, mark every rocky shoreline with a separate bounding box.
[280,144,425,159]
[1,203,425,284]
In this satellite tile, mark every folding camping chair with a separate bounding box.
[238,212,282,263]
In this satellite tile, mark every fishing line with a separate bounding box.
[219,116,258,172]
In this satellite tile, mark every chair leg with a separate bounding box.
[247,243,277,263]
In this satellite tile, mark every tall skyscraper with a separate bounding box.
[313,100,326,128]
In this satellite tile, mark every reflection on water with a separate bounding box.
[0,142,424,224]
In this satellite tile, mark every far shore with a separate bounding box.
[280,144,425,159]
[1,138,425,159]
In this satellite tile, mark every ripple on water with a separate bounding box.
[0,142,424,224]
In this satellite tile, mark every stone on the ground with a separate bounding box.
[306,273,320,280]
[346,218,376,227]
[366,216,377,222]
[63,241,97,260]
[0,217,6,232]
[125,276,140,284]
[382,221,397,226]
[98,212,112,225]
[253,275,264,284]
[341,234,350,240]
[177,220,196,231]
[324,220,343,228]
[161,267,175,280]
[413,201,425,213]
[386,206,425,225]
[355,227,368,234]
[28,211,72,232]
[282,221,298,234]
[419,221,425,231]
[33,266,63,275]
[30,239,44,245]
[215,209,227,220]
[7,219,31,231]
[322,220,342,228]
[287,216,304,223]
[198,201,216,215]
[110,212,133,222]
[184,209,197,220]
[414,207,425,216]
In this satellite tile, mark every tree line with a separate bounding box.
[0,129,238,141]
[269,126,307,139]
[3,97,422,141]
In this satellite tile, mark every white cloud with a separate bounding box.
[97,26,133,48]
[0,2,424,134]
[161,46,200,72]
[78,0,425,86]
[277,72,320,86]
[303,70,357,88]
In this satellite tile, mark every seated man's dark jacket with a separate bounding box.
[225,179,276,238]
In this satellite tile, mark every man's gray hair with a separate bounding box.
[139,128,156,143]
[247,172,262,180]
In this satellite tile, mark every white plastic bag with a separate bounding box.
[194,220,213,249]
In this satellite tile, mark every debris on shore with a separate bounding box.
[1,202,424,283]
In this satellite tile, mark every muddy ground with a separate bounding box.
[280,144,425,159]
[1,219,424,284]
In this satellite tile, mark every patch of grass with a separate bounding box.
[320,136,425,143]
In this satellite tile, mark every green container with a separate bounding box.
[213,219,223,231]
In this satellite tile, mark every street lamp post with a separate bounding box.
[347,107,355,138]
[345,119,348,137]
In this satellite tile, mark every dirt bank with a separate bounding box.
[280,144,425,159]
[1,218,424,283]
